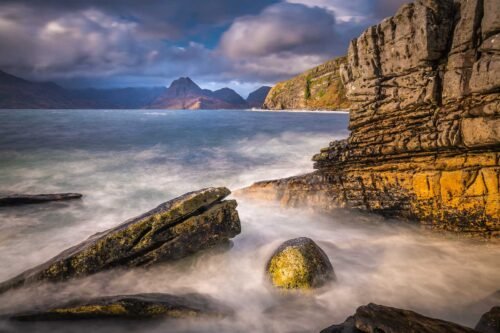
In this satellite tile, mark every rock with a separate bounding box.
[0,187,241,293]
[5,293,230,321]
[247,86,271,108]
[263,56,350,111]
[475,306,500,333]
[320,303,477,333]
[266,237,335,290]
[240,0,500,236]
[0,193,83,206]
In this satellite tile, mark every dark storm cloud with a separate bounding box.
[0,0,410,93]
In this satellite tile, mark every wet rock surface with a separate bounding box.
[0,193,83,206]
[242,0,500,236]
[5,293,230,321]
[475,306,500,333]
[266,237,335,290]
[0,187,241,293]
[320,303,477,333]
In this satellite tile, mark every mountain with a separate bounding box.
[212,88,248,108]
[246,86,271,108]
[149,77,249,110]
[0,70,80,108]
[263,57,350,111]
[0,70,166,109]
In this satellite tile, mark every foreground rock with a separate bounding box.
[321,303,477,333]
[6,293,230,321]
[242,0,500,236]
[0,187,240,293]
[263,56,350,111]
[0,193,83,206]
[266,237,335,290]
[475,307,500,333]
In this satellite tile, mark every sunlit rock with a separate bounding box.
[263,56,350,111]
[5,293,231,320]
[241,0,500,236]
[0,187,241,293]
[266,237,335,290]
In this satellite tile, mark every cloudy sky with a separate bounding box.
[0,0,408,95]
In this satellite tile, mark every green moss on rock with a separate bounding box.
[266,237,335,290]
[0,187,241,293]
[7,293,231,320]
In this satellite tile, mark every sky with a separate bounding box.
[0,0,409,96]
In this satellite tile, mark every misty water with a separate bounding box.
[0,109,498,332]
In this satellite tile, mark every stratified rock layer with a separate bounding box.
[242,0,499,235]
[0,187,241,293]
[263,57,350,110]
[6,293,230,321]
[320,303,477,333]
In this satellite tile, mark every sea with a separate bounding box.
[0,109,498,332]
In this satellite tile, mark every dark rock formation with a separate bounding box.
[0,187,240,293]
[241,0,500,235]
[149,77,249,110]
[0,193,83,206]
[266,237,335,290]
[475,306,500,333]
[6,293,230,320]
[263,57,350,110]
[247,86,271,108]
[321,303,477,333]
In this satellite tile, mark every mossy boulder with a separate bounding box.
[266,237,335,290]
[0,187,241,293]
[5,293,231,320]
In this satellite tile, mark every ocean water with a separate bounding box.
[0,109,498,333]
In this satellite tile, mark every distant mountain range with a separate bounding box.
[0,70,270,110]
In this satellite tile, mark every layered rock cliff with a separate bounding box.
[242,0,500,236]
[263,56,350,110]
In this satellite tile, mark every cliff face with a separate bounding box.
[263,57,350,110]
[242,0,500,236]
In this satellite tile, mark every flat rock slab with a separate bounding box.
[0,187,240,293]
[0,193,83,206]
[321,303,477,333]
[5,293,230,321]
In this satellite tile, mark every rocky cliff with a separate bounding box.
[241,0,499,236]
[263,56,350,110]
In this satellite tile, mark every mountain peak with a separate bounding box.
[166,77,203,98]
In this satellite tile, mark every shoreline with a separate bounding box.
[247,108,350,114]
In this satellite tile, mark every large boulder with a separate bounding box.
[475,306,500,333]
[0,187,240,293]
[321,303,477,333]
[266,237,335,290]
[5,293,230,320]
